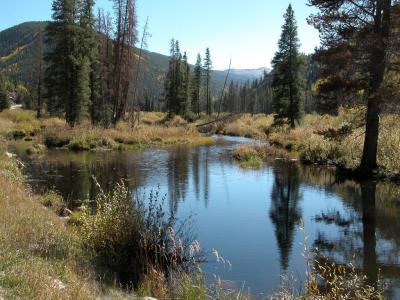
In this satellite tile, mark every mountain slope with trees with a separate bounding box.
[0,21,261,110]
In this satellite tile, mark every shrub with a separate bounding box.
[44,131,70,148]
[26,144,46,155]
[77,182,202,287]
[6,129,26,140]
[38,192,66,216]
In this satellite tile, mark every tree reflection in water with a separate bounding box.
[269,161,303,271]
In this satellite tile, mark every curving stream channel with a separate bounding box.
[13,136,400,298]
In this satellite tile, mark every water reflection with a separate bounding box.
[312,178,400,297]
[269,161,302,271]
[15,139,400,298]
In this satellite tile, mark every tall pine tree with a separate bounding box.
[0,73,9,112]
[309,0,399,173]
[191,53,202,115]
[203,48,212,115]
[180,52,191,116]
[45,0,78,124]
[45,0,101,126]
[271,4,303,129]
[164,39,183,116]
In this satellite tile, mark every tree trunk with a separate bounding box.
[360,0,391,173]
[361,97,380,171]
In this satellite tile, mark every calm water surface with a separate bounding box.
[14,136,400,298]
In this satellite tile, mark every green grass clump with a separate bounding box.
[232,145,264,169]
[26,143,46,155]
[44,131,71,148]
[38,191,66,216]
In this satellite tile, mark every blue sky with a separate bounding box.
[0,0,320,69]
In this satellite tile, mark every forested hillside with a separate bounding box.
[0,22,261,109]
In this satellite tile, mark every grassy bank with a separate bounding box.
[0,139,100,299]
[0,110,214,152]
[227,108,400,179]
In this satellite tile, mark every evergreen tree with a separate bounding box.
[180,52,191,116]
[164,39,183,116]
[44,0,78,123]
[271,4,303,128]
[79,0,102,125]
[0,74,9,111]
[75,56,91,121]
[191,53,202,115]
[45,0,103,126]
[203,48,212,115]
[309,0,398,173]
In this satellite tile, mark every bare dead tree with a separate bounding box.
[36,29,44,119]
[217,56,232,118]
[129,17,150,129]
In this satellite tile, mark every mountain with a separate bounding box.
[0,22,265,105]
[226,68,271,81]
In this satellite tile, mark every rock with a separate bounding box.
[5,152,16,158]
[51,279,66,290]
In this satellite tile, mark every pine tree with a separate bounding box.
[75,56,91,122]
[164,39,183,116]
[309,0,398,173]
[79,0,102,125]
[0,74,9,112]
[45,0,105,126]
[271,4,303,129]
[203,48,212,115]
[45,0,78,124]
[191,53,202,115]
[110,0,137,126]
[180,52,191,116]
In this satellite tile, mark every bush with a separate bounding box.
[26,144,46,155]
[77,182,201,286]
[38,192,66,216]
[6,129,26,140]
[44,132,70,148]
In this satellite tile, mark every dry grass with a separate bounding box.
[0,110,215,151]
[222,108,400,177]
[0,149,99,299]
[215,114,274,138]
[270,225,385,300]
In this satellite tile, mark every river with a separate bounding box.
[13,136,400,298]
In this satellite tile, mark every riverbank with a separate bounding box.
[225,108,400,181]
[0,139,213,299]
[0,110,214,153]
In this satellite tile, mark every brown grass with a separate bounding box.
[0,150,98,299]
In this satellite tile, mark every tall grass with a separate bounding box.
[0,149,98,299]
[270,225,385,300]
[76,181,203,288]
